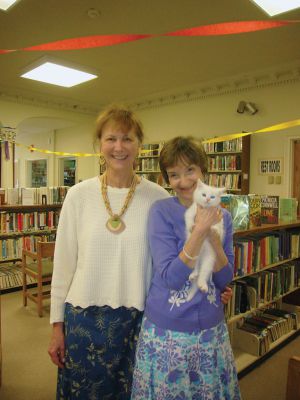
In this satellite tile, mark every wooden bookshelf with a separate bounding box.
[203,136,250,194]
[228,221,300,374]
[0,204,60,263]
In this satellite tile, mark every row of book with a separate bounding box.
[233,230,300,277]
[221,194,298,231]
[207,154,241,171]
[207,173,241,190]
[136,158,160,172]
[0,233,56,261]
[1,186,69,206]
[226,262,300,319]
[139,143,163,157]
[234,307,298,356]
[0,211,60,235]
[203,137,243,154]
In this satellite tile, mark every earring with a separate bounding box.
[99,155,106,166]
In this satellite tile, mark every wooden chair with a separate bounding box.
[22,241,55,317]
[286,356,300,400]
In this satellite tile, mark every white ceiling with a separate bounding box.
[0,0,300,116]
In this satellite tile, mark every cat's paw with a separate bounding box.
[198,281,208,293]
[189,271,198,281]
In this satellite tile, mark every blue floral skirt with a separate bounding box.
[131,317,241,400]
[56,303,143,400]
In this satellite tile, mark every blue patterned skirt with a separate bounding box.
[56,303,143,400]
[131,317,241,400]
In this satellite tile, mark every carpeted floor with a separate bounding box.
[1,290,300,399]
[0,263,35,293]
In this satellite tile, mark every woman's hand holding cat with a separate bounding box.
[193,205,222,235]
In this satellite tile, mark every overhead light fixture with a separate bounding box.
[21,59,98,88]
[250,0,300,16]
[237,101,258,115]
[0,0,19,11]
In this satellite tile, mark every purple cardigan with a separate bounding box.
[144,196,234,333]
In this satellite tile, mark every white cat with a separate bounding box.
[184,179,226,300]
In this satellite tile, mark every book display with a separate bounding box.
[203,136,250,194]
[0,189,64,292]
[226,221,300,375]
[138,143,176,193]
[0,204,60,262]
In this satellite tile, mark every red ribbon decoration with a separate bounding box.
[164,20,296,36]
[0,20,298,53]
[22,34,153,51]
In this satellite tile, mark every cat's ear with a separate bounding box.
[197,178,204,188]
[218,186,227,195]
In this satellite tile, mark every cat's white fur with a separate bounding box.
[184,179,226,300]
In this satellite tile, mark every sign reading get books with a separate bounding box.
[259,158,283,175]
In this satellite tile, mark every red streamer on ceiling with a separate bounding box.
[0,20,298,53]
[164,20,295,36]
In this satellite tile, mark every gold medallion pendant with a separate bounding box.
[106,215,125,234]
[100,172,138,234]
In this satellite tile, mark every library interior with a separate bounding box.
[1,1,300,399]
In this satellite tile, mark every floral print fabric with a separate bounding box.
[131,318,241,400]
[57,303,143,400]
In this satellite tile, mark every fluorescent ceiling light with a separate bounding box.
[0,0,19,11]
[250,0,300,16]
[21,62,98,87]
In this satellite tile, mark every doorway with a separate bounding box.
[59,157,77,186]
[292,140,300,216]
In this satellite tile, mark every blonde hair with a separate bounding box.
[94,104,144,148]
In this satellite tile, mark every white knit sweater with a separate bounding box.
[50,176,169,323]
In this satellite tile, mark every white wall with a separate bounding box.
[54,123,99,184]
[0,99,96,187]
[1,80,300,195]
[136,81,300,196]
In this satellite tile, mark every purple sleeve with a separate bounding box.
[212,209,234,290]
[148,202,191,290]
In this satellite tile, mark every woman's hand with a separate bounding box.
[221,286,233,305]
[48,322,65,368]
[193,206,222,234]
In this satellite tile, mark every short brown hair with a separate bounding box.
[94,104,144,148]
[159,136,208,184]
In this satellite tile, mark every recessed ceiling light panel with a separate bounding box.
[0,0,19,11]
[250,0,300,16]
[21,61,98,88]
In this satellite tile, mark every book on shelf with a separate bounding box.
[21,188,37,205]
[0,188,5,205]
[248,195,262,228]
[279,198,298,222]
[139,143,163,157]
[260,195,279,224]
[5,188,19,205]
[230,195,249,231]
[220,194,232,211]
[0,186,69,206]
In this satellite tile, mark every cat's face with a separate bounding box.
[193,180,226,208]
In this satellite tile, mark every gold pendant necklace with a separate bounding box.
[100,173,138,234]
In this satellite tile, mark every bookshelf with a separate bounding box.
[0,204,61,263]
[0,293,1,387]
[137,142,176,193]
[203,136,250,194]
[226,221,300,375]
